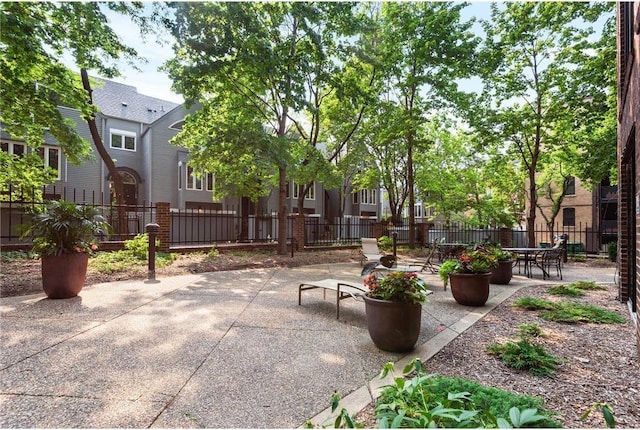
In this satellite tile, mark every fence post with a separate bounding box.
[371,221,383,239]
[499,228,512,247]
[155,202,171,252]
[146,223,159,281]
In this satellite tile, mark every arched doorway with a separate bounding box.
[109,169,138,207]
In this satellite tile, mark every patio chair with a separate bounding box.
[298,279,368,319]
[403,238,440,273]
[360,237,383,266]
[535,245,564,280]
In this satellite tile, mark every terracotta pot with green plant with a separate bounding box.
[438,246,498,306]
[362,271,430,352]
[20,200,110,299]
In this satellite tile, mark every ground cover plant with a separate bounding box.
[90,234,174,274]
[547,281,606,298]
[513,297,626,324]
[487,324,566,377]
[320,359,560,428]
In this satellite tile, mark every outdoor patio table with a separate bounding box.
[503,247,549,278]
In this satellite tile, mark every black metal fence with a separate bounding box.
[170,210,293,245]
[303,216,378,246]
[1,185,154,245]
[383,221,615,254]
[2,186,617,254]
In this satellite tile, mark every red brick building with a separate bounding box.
[617,1,640,351]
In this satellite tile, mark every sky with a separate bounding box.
[97,1,607,106]
[98,2,496,104]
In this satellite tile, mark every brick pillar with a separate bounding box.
[499,228,512,247]
[371,222,383,239]
[292,215,305,250]
[155,202,171,252]
[417,222,432,246]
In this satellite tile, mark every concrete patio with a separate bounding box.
[0,262,616,428]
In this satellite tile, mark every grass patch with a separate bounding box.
[514,297,625,324]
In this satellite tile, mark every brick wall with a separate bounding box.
[616,2,640,354]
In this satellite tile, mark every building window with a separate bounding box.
[1,141,25,157]
[563,207,575,227]
[360,189,376,205]
[38,146,61,180]
[110,129,136,151]
[186,165,203,190]
[206,173,214,192]
[353,190,359,204]
[292,181,315,200]
[564,176,575,196]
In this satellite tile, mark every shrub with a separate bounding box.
[124,233,157,260]
[377,235,393,252]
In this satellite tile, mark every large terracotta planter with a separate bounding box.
[363,295,422,352]
[490,260,514,285]
[41,253,89,299]
[449,272,491,306]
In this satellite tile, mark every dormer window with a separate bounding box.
[110,129,136,151]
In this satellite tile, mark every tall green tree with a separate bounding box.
[164,2,368,254]
[476,2,614,246]
[0,1,146,224]
[359,2,479,247]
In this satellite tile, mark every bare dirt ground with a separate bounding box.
[1,250,636,428]
[355,264,639,429]
[0,248,363,298]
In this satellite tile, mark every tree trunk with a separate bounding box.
[277,167,288,255]
[407,132,416,249]
[80,69,128,238]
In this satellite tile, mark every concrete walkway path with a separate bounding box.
[0,262,616,428]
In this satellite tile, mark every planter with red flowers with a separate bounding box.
[362,271,430,352]
[438,246,498,307]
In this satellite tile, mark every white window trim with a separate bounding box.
[186,165,203,191]
[360,189,376,205]
[110,129,137,152]
[2,141,25,156]
[43,146,61,180]
[292,181,315,200]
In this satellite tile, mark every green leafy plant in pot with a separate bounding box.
[438,246,498,306]
[362,271,430,352]
[486,244,516,285]
[20,200,110,299]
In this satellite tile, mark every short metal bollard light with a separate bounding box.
[145,223,160,281]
